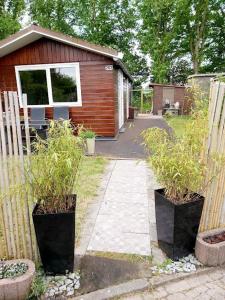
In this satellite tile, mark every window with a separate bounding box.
[15,63,82,107]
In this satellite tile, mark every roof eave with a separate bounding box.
[113,58,133,82]
[0,25,119,59]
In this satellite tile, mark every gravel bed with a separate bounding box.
[0,261,28,279]
[45,272,80,298]
[151,254,202,275]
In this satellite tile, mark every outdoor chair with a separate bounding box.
[30,107,48,129]
[53,107,69,120]
[28,107,49,141]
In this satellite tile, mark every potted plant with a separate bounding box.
[79,129,96,155]
[27,121,83,274]
[142,105,208,260]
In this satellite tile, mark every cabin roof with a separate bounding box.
[0,25,133,81]
[0,25,119,59]
[149,83,186,88]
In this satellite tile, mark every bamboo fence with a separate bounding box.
[200,80,225,231]
[0,91,38,260]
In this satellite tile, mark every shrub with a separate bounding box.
[26,120,83,213]
[142,95,208,203]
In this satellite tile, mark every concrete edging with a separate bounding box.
[72,266,219,300]
[195,228,225,266]
[0,259,35,300]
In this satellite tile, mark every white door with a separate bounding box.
[118,70,124,129]
[126,79,130,119]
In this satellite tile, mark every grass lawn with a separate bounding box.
[75,156,107,243]
[166,115,192,138]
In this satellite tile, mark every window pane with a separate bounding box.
[19,70,49,105]
[50,67,78,103]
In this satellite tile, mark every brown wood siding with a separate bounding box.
[152,85,190,115]
[113,69,119,133]
[0,38,116,136]
[152,86,163,114]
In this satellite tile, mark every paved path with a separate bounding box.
[96,117,170,159]
[87,159,158,256]
[121,268,225,300]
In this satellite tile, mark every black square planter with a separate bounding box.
[32,195,76,275]
[155,189,204,260]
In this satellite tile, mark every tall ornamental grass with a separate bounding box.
[27,120,83,213]
[142,91,209,203]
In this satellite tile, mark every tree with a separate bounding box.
[167,59,192,84]
[0,0,25,40]
[203,0,225,72]
[29,0,149,82]
[138,0,177,83]
[29,0,75,35]
[70,0,149,81]
[175,0,210,74]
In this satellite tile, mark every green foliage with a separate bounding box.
[138,0,176,83]
[167,59,192,84]
[139,0,224,82]
[0,262,28,279]
[166,115,192,138]
[29,0,75,35]
[29,0,149,84]
[79,129,96,139]
[142,94,208,202]
[175,0,210,73]
[75,156,107,241]
[0,0,25,40]
[203,0,225,72]
[26,120,83,213]
[27,268,47,299]
[1,0,224,83]
[131,90,153,112]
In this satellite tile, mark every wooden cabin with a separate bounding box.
[0,25,132,137]
[149,83,191,115]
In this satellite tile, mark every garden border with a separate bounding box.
[73,265,220,300]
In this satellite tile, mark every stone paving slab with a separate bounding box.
[104,191,149,204]
[87,159,153,256]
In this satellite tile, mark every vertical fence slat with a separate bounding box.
[4,92,21,257]
[13,92,33,259]
[200,81,225,232]
[0,91,39,260]
[0,93,16,257]
[22,94,39,261]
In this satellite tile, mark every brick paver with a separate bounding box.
[121,268,225,300]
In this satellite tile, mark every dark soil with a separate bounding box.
[203,231,225,244]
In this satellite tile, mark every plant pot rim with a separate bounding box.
[155,188,204,206]
[32,194,76,216]
[197,227,225,248]
[0,259,35,285]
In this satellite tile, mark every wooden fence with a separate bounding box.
[200,80,225,231]
[0,91,38,260]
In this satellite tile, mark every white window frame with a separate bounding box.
[15,62,82,108]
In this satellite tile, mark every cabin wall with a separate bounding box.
[152,85,190,115]
[152,86,163,114]
[0,38,117,136]
[113,69,119,134]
